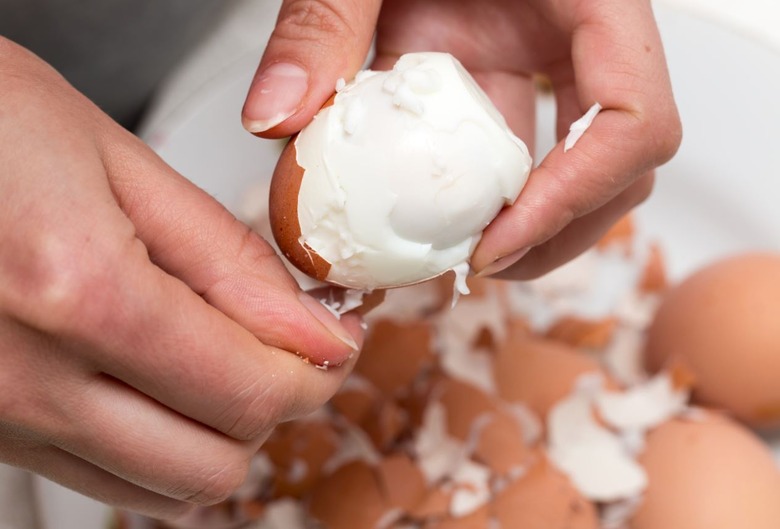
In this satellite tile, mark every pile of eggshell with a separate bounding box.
[120,215,780,529]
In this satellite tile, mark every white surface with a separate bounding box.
[33,1,780,528]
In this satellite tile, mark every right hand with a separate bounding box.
[0,37,363,519]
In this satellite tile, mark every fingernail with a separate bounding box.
[476,247,531,277]
[298,292,359,351]
[243,63,308,133]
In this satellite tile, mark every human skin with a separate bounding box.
[0,37,365,519]
[242,0,682,279]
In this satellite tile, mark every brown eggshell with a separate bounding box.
[491,451,598,529]
[330,386,377,425]
[632,414,780,529]
[436,378,499,440]
[494,325,613,420]
[596,213,635,254]
[423,504,492,529]
[361,398,408,451]
[645,252,780,429]
[309,461,390,529]
[435,378,534,474]
[377,454,428,512]
[639,242,668,293]
[269,96,337,283]
[544,316,618,350]
[261,420,339,498]
[356,319,435,396]
[408,485,454,519]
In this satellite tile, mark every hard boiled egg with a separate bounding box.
[645,252,780,429]
[632,413,780,529]
[269,52,532,290]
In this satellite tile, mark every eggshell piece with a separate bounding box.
[596,214,635,254]
[262,420,340,498]
[474,411,535,475]
[491,451,599,529]
[361,398,408,451]
[544,315,618,350]
[377,454,428,512]
[632,414,780,529]
[308,461,390,529]
[330,386,377,425]
[435,378,534,474]
[645,252,780,429]
[638,243,668,293]
[356,319,434,396]
[494,327,610,420]
[269,137,331,282]
[423,505,492,529]
[409,485,454,519]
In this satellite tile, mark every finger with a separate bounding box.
[470,70,537,156]
[4,310,360,512]
[242,0,383,137]
[472,0,681,274]
[1,439,191,520]
[3,192,362,443]
[52,375,261,506]
[491,172,655,280]
[103,131,361,365]
[77,257,362,441]
[0,319,259,506]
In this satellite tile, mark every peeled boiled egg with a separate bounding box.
[269,52,532,290]
[644,252,780,429]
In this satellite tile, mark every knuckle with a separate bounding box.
[632,173,655,205]
[639,103,683,167]
[33,253,117,336]
[1,226,141,340]
[275,0,356,43]
[216,376,291,441]
[183,461,250,505]
[651,110,683,165]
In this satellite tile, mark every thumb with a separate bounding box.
[242,0,382,138]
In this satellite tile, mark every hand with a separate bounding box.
[0,37,363,519]
[242,0,682,279]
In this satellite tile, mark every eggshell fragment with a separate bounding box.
[308,461,390,529]
[491,451,599,529]
[545,315,618,350]
[356,319,434,396]
[546,375,648,503]
[596,214,635,254]
[361,398,408,451]
[595,372,689,433]
[494,326,610,420]
[330,384,377,425]
[645,252,780,429]
[632,414,780,529]
[435,378,534,474]
[261,420,340,498]
[377,454,428,512]
[423,505,492,529]
[638,243,667,293]
[269,136,332,282]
